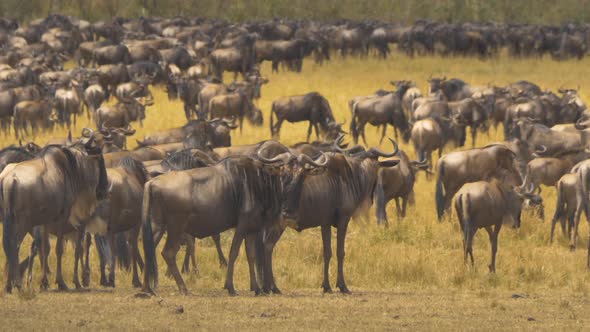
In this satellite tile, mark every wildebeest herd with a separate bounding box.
[2,14,590,296]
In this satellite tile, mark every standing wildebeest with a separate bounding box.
[96,96,153,128]
[82,156,149,288]
[259,139,401,294]
[209,92,263,132]
[550,173,583,246]
[454,179,541,272]
[0,130,108,292]
[435,144,522,220]
[13,97,56,139]
[83,83,106,117]
[92,44,131,67]
[270,92,344,141]
[0,143,40,174]
[210,42,256,81]
[54,80,83,129]
[350,81,412,145]
[410,116,466,167]
[141,150,327,295]
[374,150,428,224]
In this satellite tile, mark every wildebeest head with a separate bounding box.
[69,128,109,201]
[427,76,446,95]
[505,185,542,228]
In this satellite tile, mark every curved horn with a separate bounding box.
[298,152,330,168]
[81,127,93,138]
[575,118,587,130]
[368,138,399,158]
[83,128,95,146]
[535,145,547,154]
[256,150,294,165]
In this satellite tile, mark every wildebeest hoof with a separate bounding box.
[56,280,70,291]
[322,286,333,294]
[488,265,496,273]
[253,288,262,296]
[74,280,82,290]
[570,245,576,252]
[132,278,142,288]
[40,278,49,291]
[338,285,351,294]
[271,287,282,295]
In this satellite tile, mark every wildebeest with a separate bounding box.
[550,173,583,246]
[435,144,522,220]
[349,81,412,145]
[82,156,149,287]
[54,80,83,129]
[92,44,131,67]
[96,96,153,128]
[260,139,400,294]
[141,149,326,295]
[270,92,344,141]
[136,119,235,148]
[12,97,56,139]
[454,179,541,272]
[0,129,108,292]
[0,143,40,174]
[209,92,263,132]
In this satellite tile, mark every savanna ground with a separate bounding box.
[3,51,590,330]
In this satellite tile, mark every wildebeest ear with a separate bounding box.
[378,160,400,168]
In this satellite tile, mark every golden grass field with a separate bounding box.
[3,52,590,330]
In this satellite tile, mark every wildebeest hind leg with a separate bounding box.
[262,226,285,294]
[161,233,188,295]
[73,230,85,289]
[336,220,351,294]
[82,233,91,287]
[320,225,333,293]
[212,234,227,267]
[55,231,70,291]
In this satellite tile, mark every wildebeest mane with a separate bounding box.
[162,149,210,171]
[118,156,150,185]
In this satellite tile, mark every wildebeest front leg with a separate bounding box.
[336,220,351,294]
[379,124,390,145]
[73,230,85,289]
[320,224,333,293]
[212,234,227,267]
[487,225,501,273]
[262,225,285,294]
[244,233,261,295]
[82,233,92,287]
[107,233,117,287]
[306,121,314,142]
[224,230,245,296]
[129,226,142,288]
[40,226,50,290]
[55,231,69,291]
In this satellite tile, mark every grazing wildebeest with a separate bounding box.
[0,143,40,174]
[374,150,429,224]
[259,139,400,294]
[141,150,327,295]
[209,92,263,132]
[0,129,108,292]
[435,144,522,220]
[82,156,149,288]
[270,92,344,141]
[349,81,412,145]
[550,173,583,246]
[136,119,235,148]
[454,179,541,272]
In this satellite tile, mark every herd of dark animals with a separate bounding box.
[2,14,590,296]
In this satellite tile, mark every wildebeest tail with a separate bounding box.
[115,233,131,271]
[254,231,266,287]
[458,193,472,263]
[2,179,18,287]
[269,102,276,137]
[95,234,111,267]
[375,174,387,225]
[579,170,590,220]
[435,161,446,221]
[350,102,359,142]
[142,182,158,291]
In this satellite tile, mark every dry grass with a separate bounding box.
[3,52,590,330]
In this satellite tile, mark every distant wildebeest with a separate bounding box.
[259,139,400,294]
[349,81,412,145]
[0,143,40,174]
[13,97,56,139]
[270,92,344,141]
[374,150,429,224]
[454,179,541,272]
[54,80,83,129]
[410,115,466,167]
[136,119,235,148]
[96,95,153,128]
[209,92,263,132]
[0,129,108,292]
[435,144,522,220]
